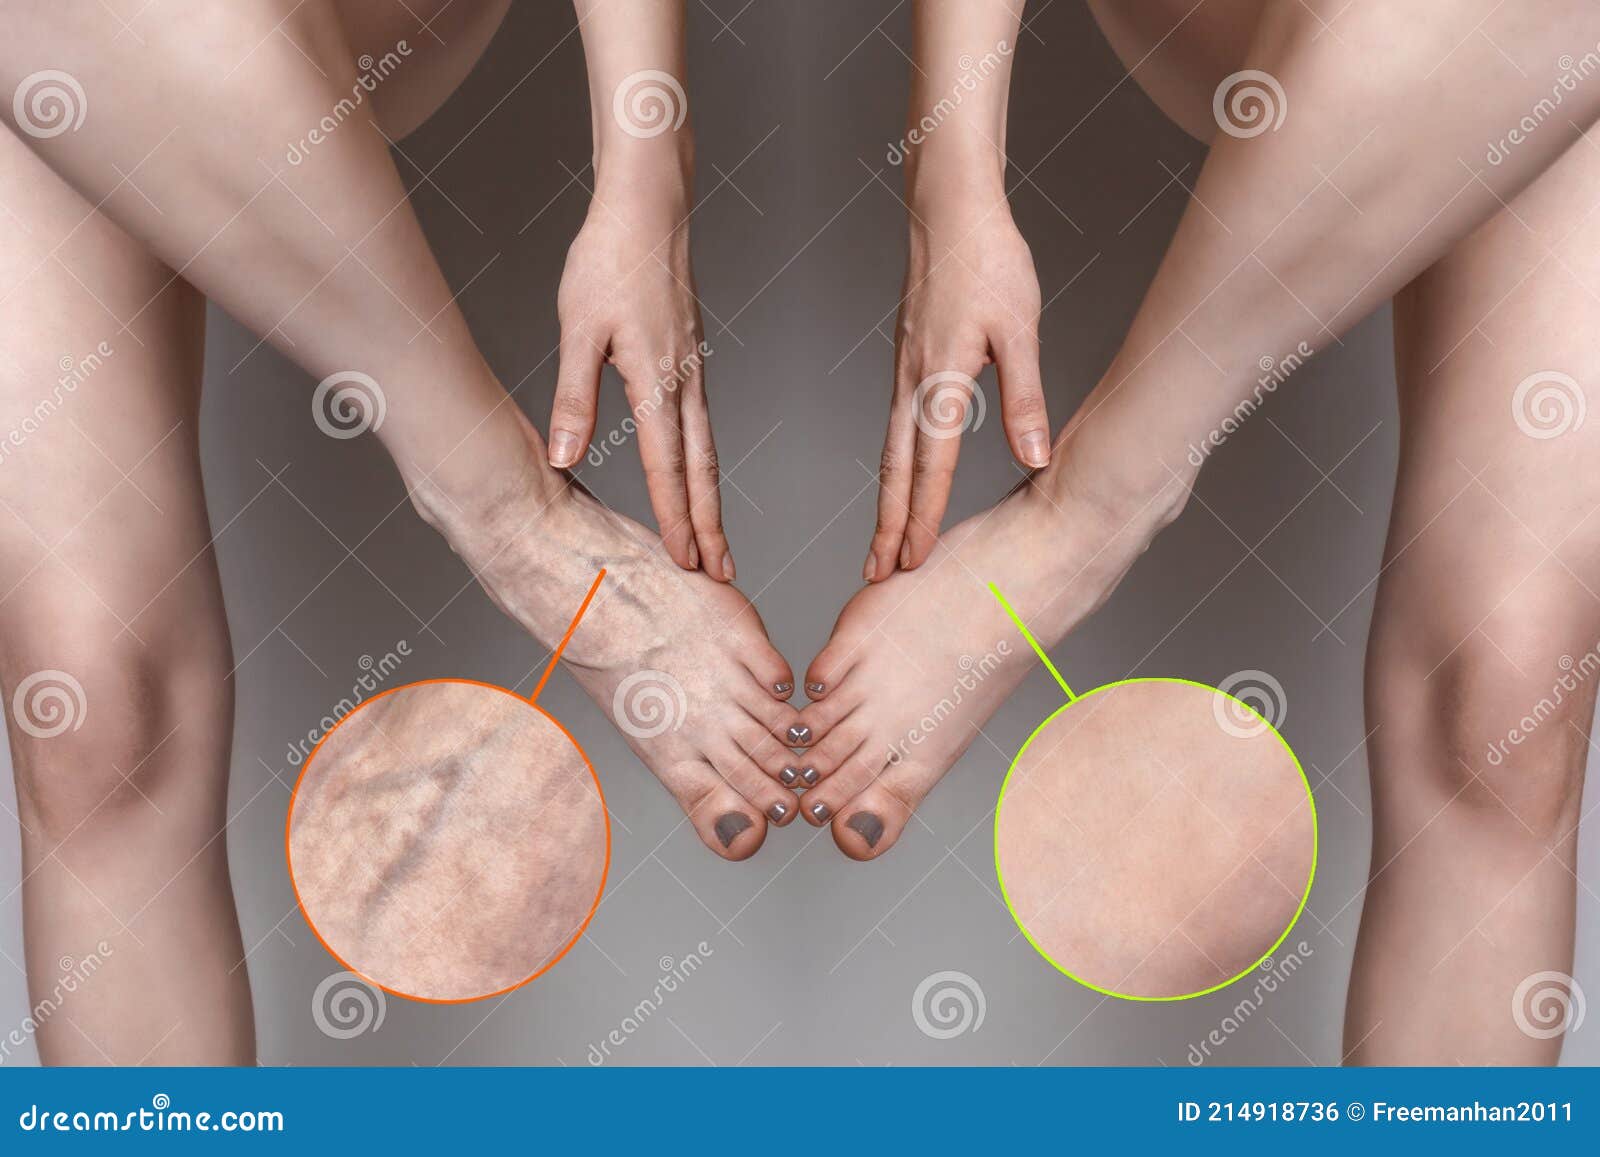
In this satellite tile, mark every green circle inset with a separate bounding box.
[993,676,1318,1003]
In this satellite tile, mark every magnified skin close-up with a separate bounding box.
[287,681,608,1002]
[997,680,1315,999]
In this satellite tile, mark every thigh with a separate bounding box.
[332,0,512,141]
[1086,0,1265,143]
[0,126,221,789]
[1383,135,1600,648]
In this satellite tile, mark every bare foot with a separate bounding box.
[409,409,804,860]
[795,465,1187,860]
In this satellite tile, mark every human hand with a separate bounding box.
[551,196,734,582]
[866,197,1048,581]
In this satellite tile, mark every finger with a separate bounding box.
[619,352,697,570]
[679,371,734,581]
[549,329,605,469]
[902,366,981,569]
[866,360,919,583]
[993,324,1050,470]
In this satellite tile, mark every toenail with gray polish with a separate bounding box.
[801,767,819,785]
[769,802,789,822]
[847,812,885,848]
[774,682,794,696]
[779,767,799,785]
[806,682,826,695]
[788,724,812,744]
[714,813,753,848]
[809,802,831,823]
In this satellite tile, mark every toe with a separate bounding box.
[709,741,802,828]
[698,792,767,860]
[804,723,869,781]
[800,748,888,824]
[737,694,805,747]
[794,681,862,738]
[803,635,861,701]
[831,760,942,860]
[659,760,770,860]
[737,636,795,700]
[733,720,801,784]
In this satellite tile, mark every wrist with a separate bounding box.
[592,146,695,227]
[905,140,1008,225]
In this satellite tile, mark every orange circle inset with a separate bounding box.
[286,678,610,1004]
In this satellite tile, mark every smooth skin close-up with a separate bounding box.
[0,0,1596,1098]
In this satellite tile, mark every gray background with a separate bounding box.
[2,0,1596,1066]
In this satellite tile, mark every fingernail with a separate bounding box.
[846,812,885,849]
[774,682,794,696]
[779,767,799,786]
[721,551,735,581]
[787,724,812,745]
[714,813,752,848]
[687,539,700,569]
[899,541,911,570]
[809,802,831,824]
[863,552,877,582]
[548,430,580,467]
[801,767,819,786]
[768,802,790,823]
[806,682,825,696]
[1020,430,1050,468]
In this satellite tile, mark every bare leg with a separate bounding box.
[0,129,248,1064]
[0,1,806,855]
[796,1,1600,863]
[1346,139,1600,1065]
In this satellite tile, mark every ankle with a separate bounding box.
[395,402,565,541]
[1038,424,1195,543]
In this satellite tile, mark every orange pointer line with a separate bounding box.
[528,568,606,705]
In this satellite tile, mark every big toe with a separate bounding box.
[663,762,769,861]
[831,784,913,861]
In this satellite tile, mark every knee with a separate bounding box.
[2,594,232,840]
[1367,595,1592,838]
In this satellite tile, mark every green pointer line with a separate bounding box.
[987,582,1077,703]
